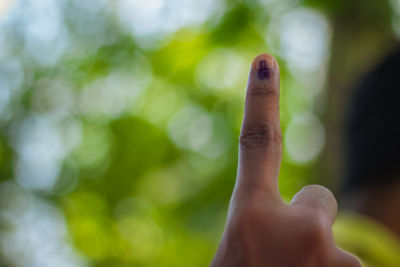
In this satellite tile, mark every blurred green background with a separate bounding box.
[0,0,398,266]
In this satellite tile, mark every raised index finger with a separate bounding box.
[237,54,282,196]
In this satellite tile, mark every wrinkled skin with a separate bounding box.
[210,54,361,267]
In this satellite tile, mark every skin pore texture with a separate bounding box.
[210,54,361,267]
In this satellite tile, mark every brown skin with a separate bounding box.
[211,54,361,267]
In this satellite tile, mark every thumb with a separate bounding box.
[290,184,338,225]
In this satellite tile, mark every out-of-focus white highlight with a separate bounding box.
[280,8,330,71]
[285,113,325,163]
[13,117,65,191]
[196,48,247,91]
[79,72,143,118]
[0,0,15,15]
[79,55,151,119]
[0,182,87,267]
[0,0,69,66]
[117,0,224,45]
[267,8,331,98]
[10,115,82,192]
[168,106,230,158]
[168,106,213,151]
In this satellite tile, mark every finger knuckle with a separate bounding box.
[239,122,281,149]
[247,85,277,99]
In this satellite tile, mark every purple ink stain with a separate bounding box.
[257,60,270,80]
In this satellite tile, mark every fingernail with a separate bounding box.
[255,56,275,80]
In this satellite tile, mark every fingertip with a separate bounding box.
[252,54,277,68]
[251,54,278,79]
[291,185,338,224]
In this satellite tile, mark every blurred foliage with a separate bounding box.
[0,0,399,266]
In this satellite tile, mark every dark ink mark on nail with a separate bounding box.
[257,60,270,80]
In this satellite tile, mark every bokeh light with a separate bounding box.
[285,113,325,163]
[0,0,398,266]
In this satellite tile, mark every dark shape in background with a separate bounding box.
[0,0,398,266]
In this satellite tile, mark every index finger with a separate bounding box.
[236,54,282,196]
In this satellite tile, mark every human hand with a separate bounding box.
[210,54,361,267]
